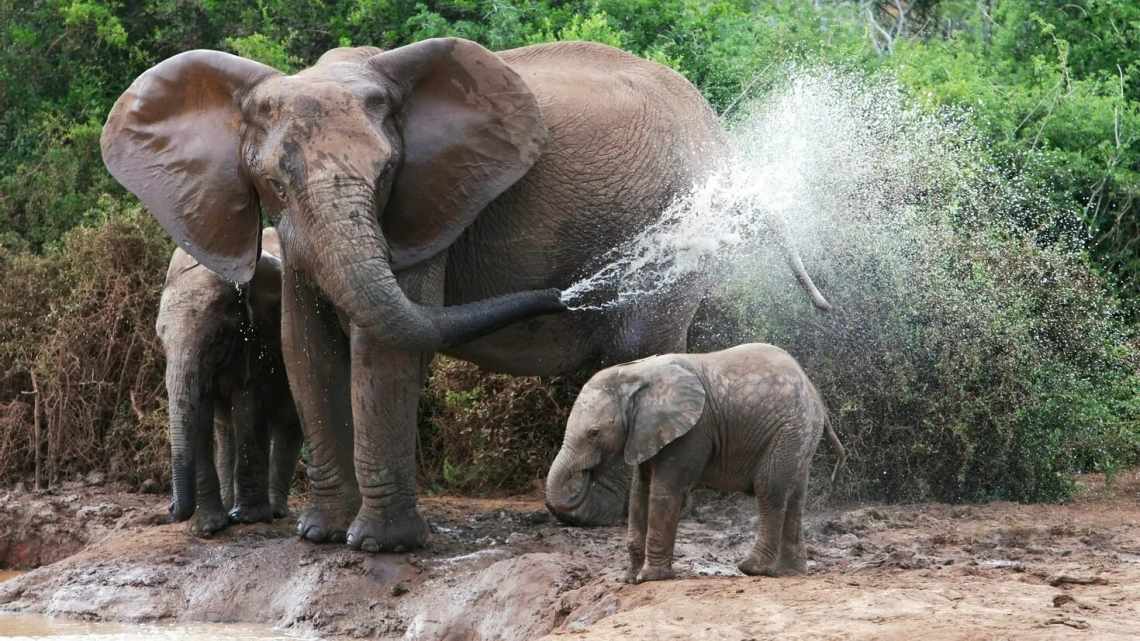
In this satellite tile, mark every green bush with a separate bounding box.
[2,1,1136,288]
[417,358,587,495]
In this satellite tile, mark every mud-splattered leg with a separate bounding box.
[777,474,808,574]
[625,465,650,583]
[740,437,800,577]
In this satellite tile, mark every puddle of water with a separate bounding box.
[0,613,316,640]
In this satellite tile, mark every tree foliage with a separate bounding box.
[1,1,1135,290]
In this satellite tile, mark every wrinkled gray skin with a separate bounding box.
[546,343,845,582]
[103,38,830,552]
[156,228,302,536]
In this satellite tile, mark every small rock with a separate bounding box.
[1049,574,1108,587]
[140,479,161,494]
[85,471,105,486]
[391,583,409,597]
[521,511,550,526]
[76,504,124,521]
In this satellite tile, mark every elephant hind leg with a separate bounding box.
[739,453,796,577]
[268,407,303,519]
[776,476,808,574]
[229,387,276,524]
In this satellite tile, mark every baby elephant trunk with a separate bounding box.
[545,450,630,526]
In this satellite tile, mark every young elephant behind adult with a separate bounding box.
[545,343,844,582]
[157,227,302,535]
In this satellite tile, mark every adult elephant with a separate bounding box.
[102,38,830,552]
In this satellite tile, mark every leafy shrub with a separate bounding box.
[417,358,586,495]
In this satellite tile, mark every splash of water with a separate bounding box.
[559,68,1064,312]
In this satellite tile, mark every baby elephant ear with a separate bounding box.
[623,362,707,466]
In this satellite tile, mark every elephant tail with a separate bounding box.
[768,212,832,312]
[824,413,846,485]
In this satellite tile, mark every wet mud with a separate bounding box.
[2,471,1139,640]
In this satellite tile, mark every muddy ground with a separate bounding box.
[1,471,1139,640]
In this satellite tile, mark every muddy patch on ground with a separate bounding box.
[0,483,163,569]
[2,471,1140,640]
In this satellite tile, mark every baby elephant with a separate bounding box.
[156,227,302,535]
[545,343,844,583]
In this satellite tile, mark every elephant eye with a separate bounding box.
[586,426,601,439]
[267,177,288,200]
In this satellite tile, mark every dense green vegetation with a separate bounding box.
[2,1,1136,285]
[0,1,1136,500]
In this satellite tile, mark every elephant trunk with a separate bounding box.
[545,448,630,526]
[299,185,565,352]
[544,447,589,514]
[163,352,211,522]
[768,212,832,311]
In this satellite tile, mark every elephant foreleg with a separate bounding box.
[625,464,650,583]
[191,395,229,536]
[345,340,432,553]
[214,411,236,512]
[344,256,443,553]
[283,268,359,543]
[638,467,686,583]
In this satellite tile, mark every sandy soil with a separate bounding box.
[1,471,1138,640]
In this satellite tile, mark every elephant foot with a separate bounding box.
[621,568,640,584]
[271,501,290,520]
[270,492,290,519]
[296,506,351,543]
[738,556,804,577]
[229,501,275,524]
[635,565,675,583]
[167,499,193,523]
[346,510,429,554]
[189,508,230,537]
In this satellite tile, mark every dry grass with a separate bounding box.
[0,209,171,487]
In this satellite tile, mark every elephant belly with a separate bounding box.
[442,311,597,376]
[700,467,755,495]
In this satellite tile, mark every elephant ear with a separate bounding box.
[623,361,707,466]
[101,50,280,283]
[369,38,547,270]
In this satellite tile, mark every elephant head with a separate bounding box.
[105,38,562,352]
[156,228,284,521]
[545,356,707,525]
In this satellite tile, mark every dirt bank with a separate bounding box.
[2,471,1139,640]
